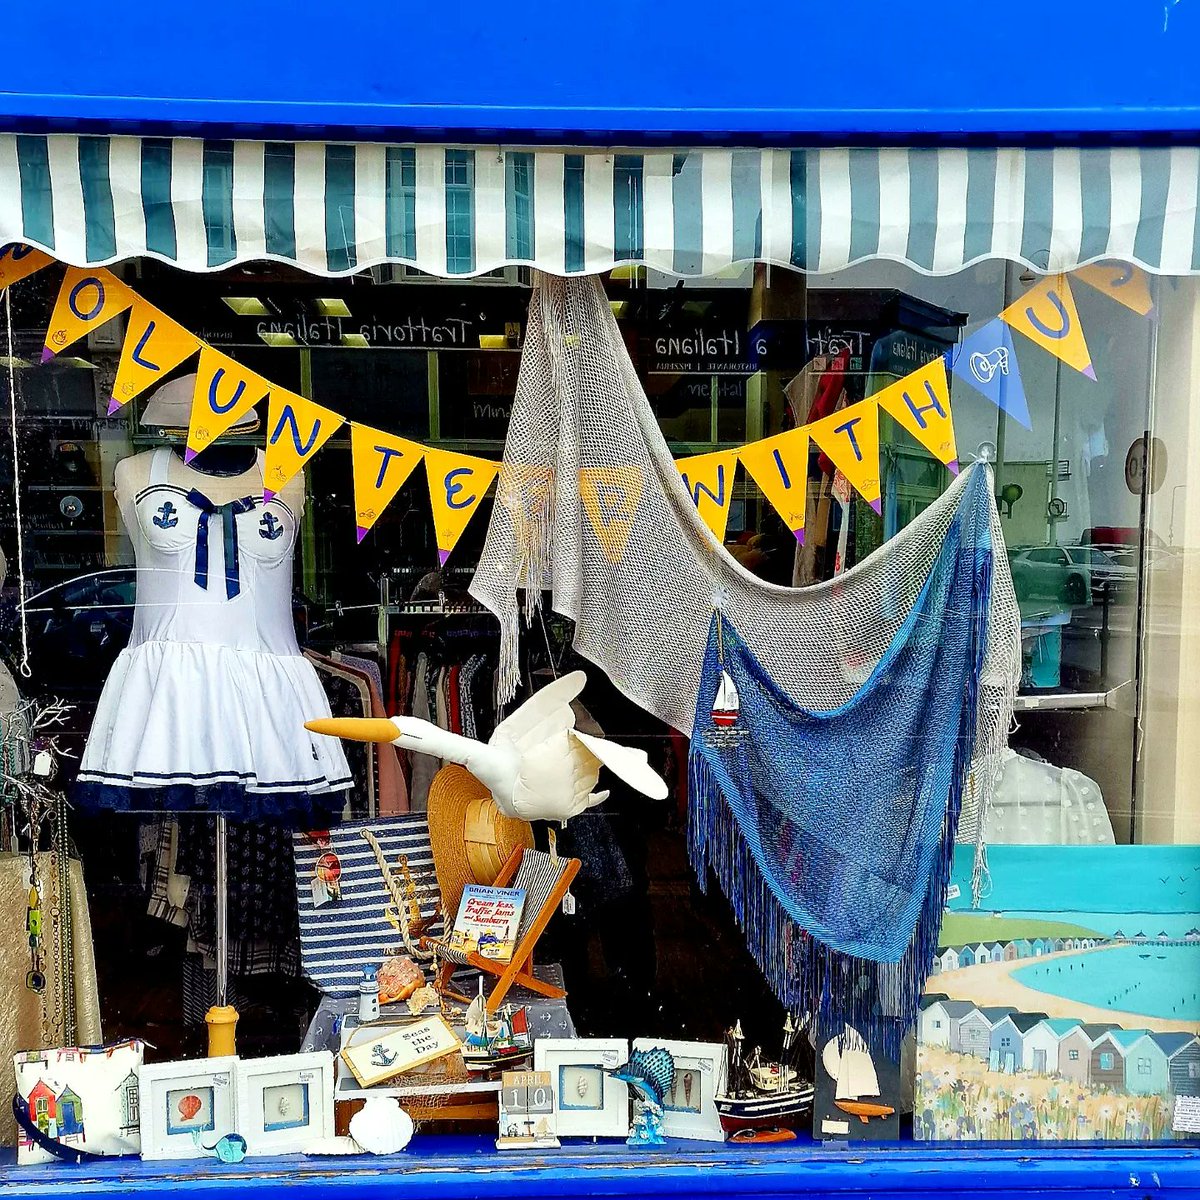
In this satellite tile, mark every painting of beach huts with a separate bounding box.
[916,845,1200,1142]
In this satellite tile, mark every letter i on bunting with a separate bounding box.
[110,300,202,413]
[875,356,959,474]
[677,450,740,542]
[422,447,500,565]
[42,267,134,362]
[186,347,269,461]
[804,399,882,512]
[350,424,425,542]
[0,244,53,290]
[738,429,809,543]
[263,390,345,500]
[1001,274,1095,378]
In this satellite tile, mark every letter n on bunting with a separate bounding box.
[263,390,345,500]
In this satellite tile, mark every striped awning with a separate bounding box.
[3,135,1200,279]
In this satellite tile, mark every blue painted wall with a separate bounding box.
[3,0,1200,140]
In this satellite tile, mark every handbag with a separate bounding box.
[293,816,443,998]
[12,1039,143,1164]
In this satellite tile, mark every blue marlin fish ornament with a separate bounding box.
[607,1046,675,1147]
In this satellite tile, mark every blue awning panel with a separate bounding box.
[3,136,1200,278]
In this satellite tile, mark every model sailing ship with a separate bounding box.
[461,978,533,1072]
[714,1014,814,1139]
[822,1024,895,1123]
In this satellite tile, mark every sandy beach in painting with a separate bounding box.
[932,944,1200,1033]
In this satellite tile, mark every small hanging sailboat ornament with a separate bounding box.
[821,1024,896,1124]
[711,671,740,727]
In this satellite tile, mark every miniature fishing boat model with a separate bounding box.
[822,1024,896,1123]
[714,1015,815,1139]
[460,979,533,1073]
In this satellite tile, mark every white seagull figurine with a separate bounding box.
[306,670,667,824]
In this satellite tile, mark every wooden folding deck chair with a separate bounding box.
[423,844,580,1014]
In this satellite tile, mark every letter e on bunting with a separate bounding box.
[580,466,646,564]
[804,399,882,512]
[1001,274,1095,379]
[350,424,425,542]
[0,244,53,290]
[875,357,959,474]
[186,347,269,461]
[110,300,202,413]
[677,450,740,543]
[1073,261,1155,317]
[43,267,134,361]
[738,429,810,543]
[422,447,499,566]
[263,390,345,500]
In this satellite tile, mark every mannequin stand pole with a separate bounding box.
[205,813,238,1056]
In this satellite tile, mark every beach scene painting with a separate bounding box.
[916,845,1200,1142]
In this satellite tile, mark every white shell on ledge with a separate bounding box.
[349,1097,416,1155]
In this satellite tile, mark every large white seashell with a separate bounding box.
[349,1097,415,1155]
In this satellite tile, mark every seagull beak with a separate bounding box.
[305,717,401,744]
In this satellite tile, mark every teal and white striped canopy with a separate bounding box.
[3,134,1200,278]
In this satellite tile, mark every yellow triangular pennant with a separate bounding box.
[738,429,810,543]
[42,267,134,361]
[875,356,960,473]
[804,399,882,511]
[1001,274,1095,378]
[109,299,201,413]
[676,449,739,543]
[0,244,53,290]
[1073,262,1155,317]
[186,347,270,461]
[422,447,500,565]
[262,390,345,499]
[350,424,426,542]
[580,466,646,564]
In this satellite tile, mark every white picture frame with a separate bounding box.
[235,1052,335,1156]
[632,1038,726,1143]
[137,1056,238,1161]
[533,1038,629,1139]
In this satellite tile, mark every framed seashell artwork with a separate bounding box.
[533,1039,630,1139]
[137,1057,238,1161]
[234,1053,335,1156]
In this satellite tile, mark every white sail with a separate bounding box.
[821,1036,842,1082]
[832,1026,880,1101]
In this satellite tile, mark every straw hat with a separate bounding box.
[426,764,534,919]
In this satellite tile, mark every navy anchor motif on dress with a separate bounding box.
[259,511,284,540]
[186,489,258,599]
[152,500,178,529]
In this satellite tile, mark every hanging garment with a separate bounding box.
[75,449,351,821]
[336,652,409,815]
[306,653,373,818]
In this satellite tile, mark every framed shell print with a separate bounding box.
[533,1038,629,1138]
[137,1056,238,1161]
[234,1052,335,1155]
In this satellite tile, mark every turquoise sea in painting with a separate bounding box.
[1013,943,1200,1021]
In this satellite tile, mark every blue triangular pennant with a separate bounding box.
[948,319,1032,430]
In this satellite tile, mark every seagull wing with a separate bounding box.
[571,729,669,799]
[491,670,588,755]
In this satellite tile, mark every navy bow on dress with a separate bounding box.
[186,489,258,599]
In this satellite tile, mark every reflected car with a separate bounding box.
[1008,545,1136,607]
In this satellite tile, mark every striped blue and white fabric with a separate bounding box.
[293,816,443,997]
[3,135,1200,278]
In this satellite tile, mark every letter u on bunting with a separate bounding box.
[1001,274,1095,379]
[263,390,345,500]
[186,347,269,461]
[738,429,810,543]
[110,300,202,414]
[422,447,500,565]
[350,424,426,542]
[676,450,740,543]
[42,267,134,362]
[804,399,882,512]
[0,244,53,290]
[875,356,959,474]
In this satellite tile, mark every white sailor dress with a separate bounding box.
[75,449,351,821]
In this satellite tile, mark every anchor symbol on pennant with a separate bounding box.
[259,511,283,540]
[153,501,179,529]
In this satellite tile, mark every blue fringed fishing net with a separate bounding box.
[690,467,997,1053]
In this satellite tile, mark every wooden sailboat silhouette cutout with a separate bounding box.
[711,671,740,727]
[821,1025,895,1123]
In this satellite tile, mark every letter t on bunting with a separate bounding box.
[738,429,810,543]
[186,347,269,461]
[42,267,134,362]
[422,447,500,566]
[0,244,53,290]
[109,301,201,414]
[1001,274,1095,379]
[263,390,345,501]
[350,424,425,542]
[676,450,740,543]
[804,399,883,513]
[875,357,959,474]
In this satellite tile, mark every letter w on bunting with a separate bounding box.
[676,449,740,543]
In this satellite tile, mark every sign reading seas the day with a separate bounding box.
[339,1016,461,1088]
